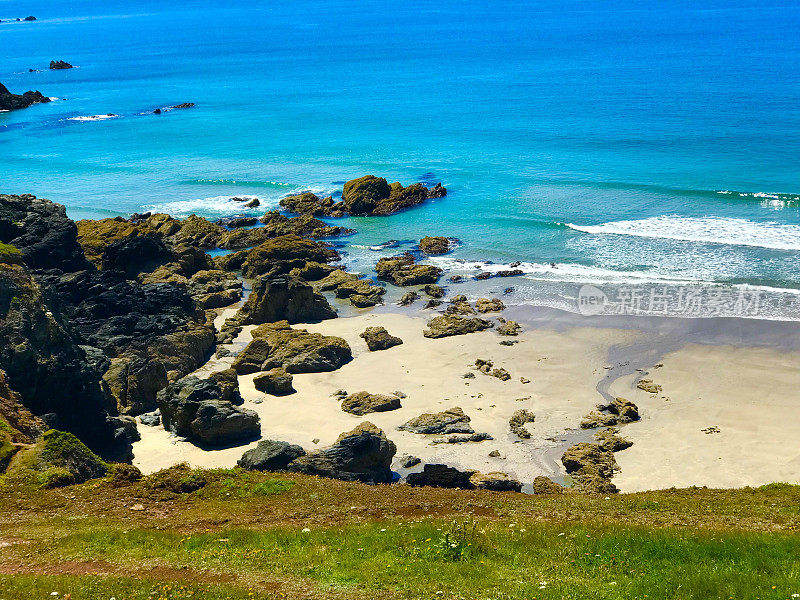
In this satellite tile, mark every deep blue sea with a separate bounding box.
[2,0,800,318]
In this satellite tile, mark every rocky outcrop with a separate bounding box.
[594,427,633,452]
[282,177,445,218]
[398,291,419,306]
[253,368,294,395]
[496,319,521,336]
[399,407,473,435]
[561,442,619,494]
[418,236,453,255]
[340,391,401,416]
[423,284,444,298]
[49,60,73,70]
[0,83,51,112]
[316,270,385,307]
[238,439,306,471]
[221,235,338,279]
[359,326,403,351]
[157,376,260,446]
[423,315,492,339]
[580,397,639,429]
[207,368,243,404]
[238,275,336,325]
[508,409,535,439]
[231,321,352,375]
[406,463,475,489]
[375,253,441,286]
[475,298,505,313]
[288,422,396,484]
[532,476,566,495]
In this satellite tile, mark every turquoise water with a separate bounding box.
[2,0,800,318]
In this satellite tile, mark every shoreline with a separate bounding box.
[133,301,800,492]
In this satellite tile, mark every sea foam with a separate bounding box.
[565,216,800,251]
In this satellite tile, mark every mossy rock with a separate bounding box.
[0,243,22,265]
[145,462,208,495]
[36,429,109,483]
[40,466,76,489]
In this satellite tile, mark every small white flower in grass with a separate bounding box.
[380,528,387,532]
[50,594,59,597]
[792,595,799,598]
[609,582,617,586]
[558,532,565,536]
[301,527,311,533]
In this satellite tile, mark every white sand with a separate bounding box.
[133,309,800,492]
[134,311,636,484]
[612,343,800,492]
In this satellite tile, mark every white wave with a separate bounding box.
[427,257,703,285]
[565,216,800,251]
[143,195,273,218]
[66,114,119,122]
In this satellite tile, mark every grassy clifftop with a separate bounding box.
[0,467,799,599]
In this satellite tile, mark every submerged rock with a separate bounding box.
[359,326,403,351]
[238,439,306,471]
[398,291,419,306]
[288,421,396,484]
[340,391,402,416]
[423,315,493,339]
[399,407,473,435]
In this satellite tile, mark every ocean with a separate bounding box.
[2,0,800,319]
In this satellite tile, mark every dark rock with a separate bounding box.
[449,275,463,282]
[238,439,306,471]
[469,471,522,492]
[359,326,403,351]
[399,407,473,435]
[423,315,493,339]
[407,463,475,489]
[341,391,401,416]
[423,283,444,298]
[23,16,36,21]
[432,432,493,444]
[475,272,492,280]
[423,299,442,309]
[0,83,51,111]
[594,427,633,452]
[139,410,161,427]
[280,192,336,216]
[157,376,260,446]
[207,368,243,404]
[400,455,421,468]
[496,269,524,277]
[49,60,73,70]
[244,198,260,208]
[288,421,396,484]
[217,216,257,228]
[253,368,294,395]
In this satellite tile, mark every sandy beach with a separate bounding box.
[133,302,800,492]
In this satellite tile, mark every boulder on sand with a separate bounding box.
[157,376,260,446]
[399,407,473,435]
[475,298,505,313]
[561,442,619,494]
[423,315,493,339]
[359,326,403,351]
[469,471,522,492]
[406,463,476,489]
[288,422,396,484]
[238,440,306,471]
[252,368,294,395]
[231,321,352,375]
[341,391,401,416]
[508,409,535,439]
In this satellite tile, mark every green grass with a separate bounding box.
[4,519,799,599]
[1,469,799,599]
[0,574,266,600]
